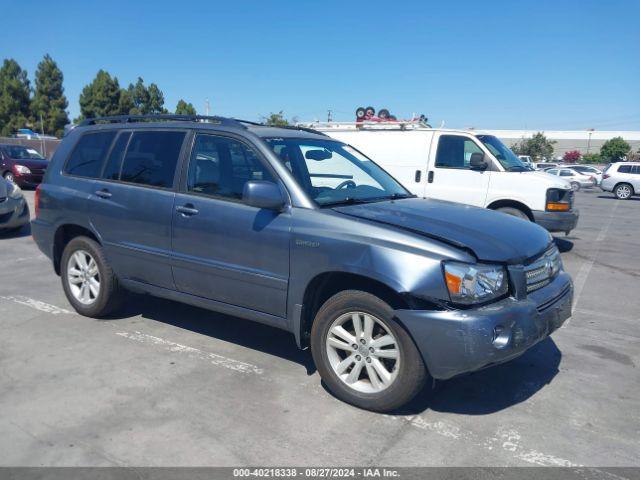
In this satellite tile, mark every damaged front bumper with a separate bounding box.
[394,272,573,380]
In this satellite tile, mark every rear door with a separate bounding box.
[88,129,188,290]
[170,132,291,317]
[425,133,492,206]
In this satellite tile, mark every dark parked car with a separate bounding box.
[0,178,30,232]
[0,144,49,187]
[32,115,573,411]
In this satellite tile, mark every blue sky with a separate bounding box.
[2,0,639,129]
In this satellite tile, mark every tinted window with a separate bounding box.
[632,166,640,175]
[120,131,185,188]
[618,165,632,174]
[65,131,116,178]
[560,170,573,177]
[102,132,131,180]
[435,135,483,169]
[187,134,274,200]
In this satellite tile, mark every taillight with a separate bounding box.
[35,184,41,217]
[602,174,610,179]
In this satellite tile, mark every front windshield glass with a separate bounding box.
[476,135,526,171]
[4,145,45,160]
[264,138,412,206]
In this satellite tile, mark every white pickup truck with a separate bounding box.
[310,122,579,234]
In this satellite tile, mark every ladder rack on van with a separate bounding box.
[298,120,433,131]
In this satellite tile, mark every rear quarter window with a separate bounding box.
[64,131,117,178]
[618,165,632,174]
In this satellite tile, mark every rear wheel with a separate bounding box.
[3,171,15,183]
[61,236,125,317]
[570,181,580,192]
[311,290,428,412]
[496,206,530,221]
[614,183,633,200]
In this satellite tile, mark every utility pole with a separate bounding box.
[39,113,46,158]
[205,98,210,116]
[586,128,594,154]
[327,109,333,122]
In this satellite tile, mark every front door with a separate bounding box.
[426,133,492,207]
[171,133,291,318]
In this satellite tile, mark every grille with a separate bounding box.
[525,246,562,293]
[0,196,6,203]
[31,168,46,175]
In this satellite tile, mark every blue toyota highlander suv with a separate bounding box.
[32,115,573,411]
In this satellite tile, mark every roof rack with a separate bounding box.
[78,114,245,128]
[234,119,329,137]
[298,120,432,131]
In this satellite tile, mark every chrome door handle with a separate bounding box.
[95,189,112,199]
[176,205,199,216]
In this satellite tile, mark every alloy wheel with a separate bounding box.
[325,311,400,393]
[67,250,100,305]
[616,185,631,199]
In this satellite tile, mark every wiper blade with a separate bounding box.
[321,197,367,207]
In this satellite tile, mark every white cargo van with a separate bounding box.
[310,122,579,234]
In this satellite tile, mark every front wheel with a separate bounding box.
[3,171,15,183]
[496,206,530,221]
[311,290,428,412]
[570,181,580,192]
[614,183,633,200]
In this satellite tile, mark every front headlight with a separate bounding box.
[14,164,31,174]
[7,181,23,199]
[443,261,508,305]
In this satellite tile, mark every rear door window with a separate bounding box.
[618,165,632,174]
[120,131,186,188]
[102,132,131,180]
[65,131,116,178]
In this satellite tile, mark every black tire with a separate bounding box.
[614,183,634,200]
[60,236,125,317]
[311,290,428,412]
[3,171,15,183]
[365,106,376,117]
[496,206,530,221]
[570,181,580,192]
[355,107,366,120]
[378,108,390,119]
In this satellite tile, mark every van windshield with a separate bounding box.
[476,135,527,171]
[264,137,412,206]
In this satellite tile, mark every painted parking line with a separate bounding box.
[0,295,73,315]
[384,414,580,467]
[116,330,264,375]
[571,200,619,310]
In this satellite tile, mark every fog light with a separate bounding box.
[492,325,510,349]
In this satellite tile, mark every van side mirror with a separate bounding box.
[470,152,488,170]
[243,180,285,211]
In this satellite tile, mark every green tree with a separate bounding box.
[124,77,167,115]
[30,54,69,137]
[0,59,31,136]
[175,99,196,115]
[117,89,135,115]
[77,70,122,121]
[582,153,601,164]
[511,132,556,160]
[599,136,630,162]
[261,111,289,126]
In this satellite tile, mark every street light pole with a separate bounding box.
[587,128,594,155]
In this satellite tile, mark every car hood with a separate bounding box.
[9,158,48,169]
[333,198,552,264]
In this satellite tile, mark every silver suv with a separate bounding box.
[601,162,640,199]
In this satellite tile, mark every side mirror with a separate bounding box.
[243,180,285,211]
[469,152,488,170]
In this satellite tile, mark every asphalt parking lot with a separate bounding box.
[0,189,638,467]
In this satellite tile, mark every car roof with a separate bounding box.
[71,115,330,141]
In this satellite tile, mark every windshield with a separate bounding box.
[264,138,412,206]
[476,135,527,171]
[4,145,45,160]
